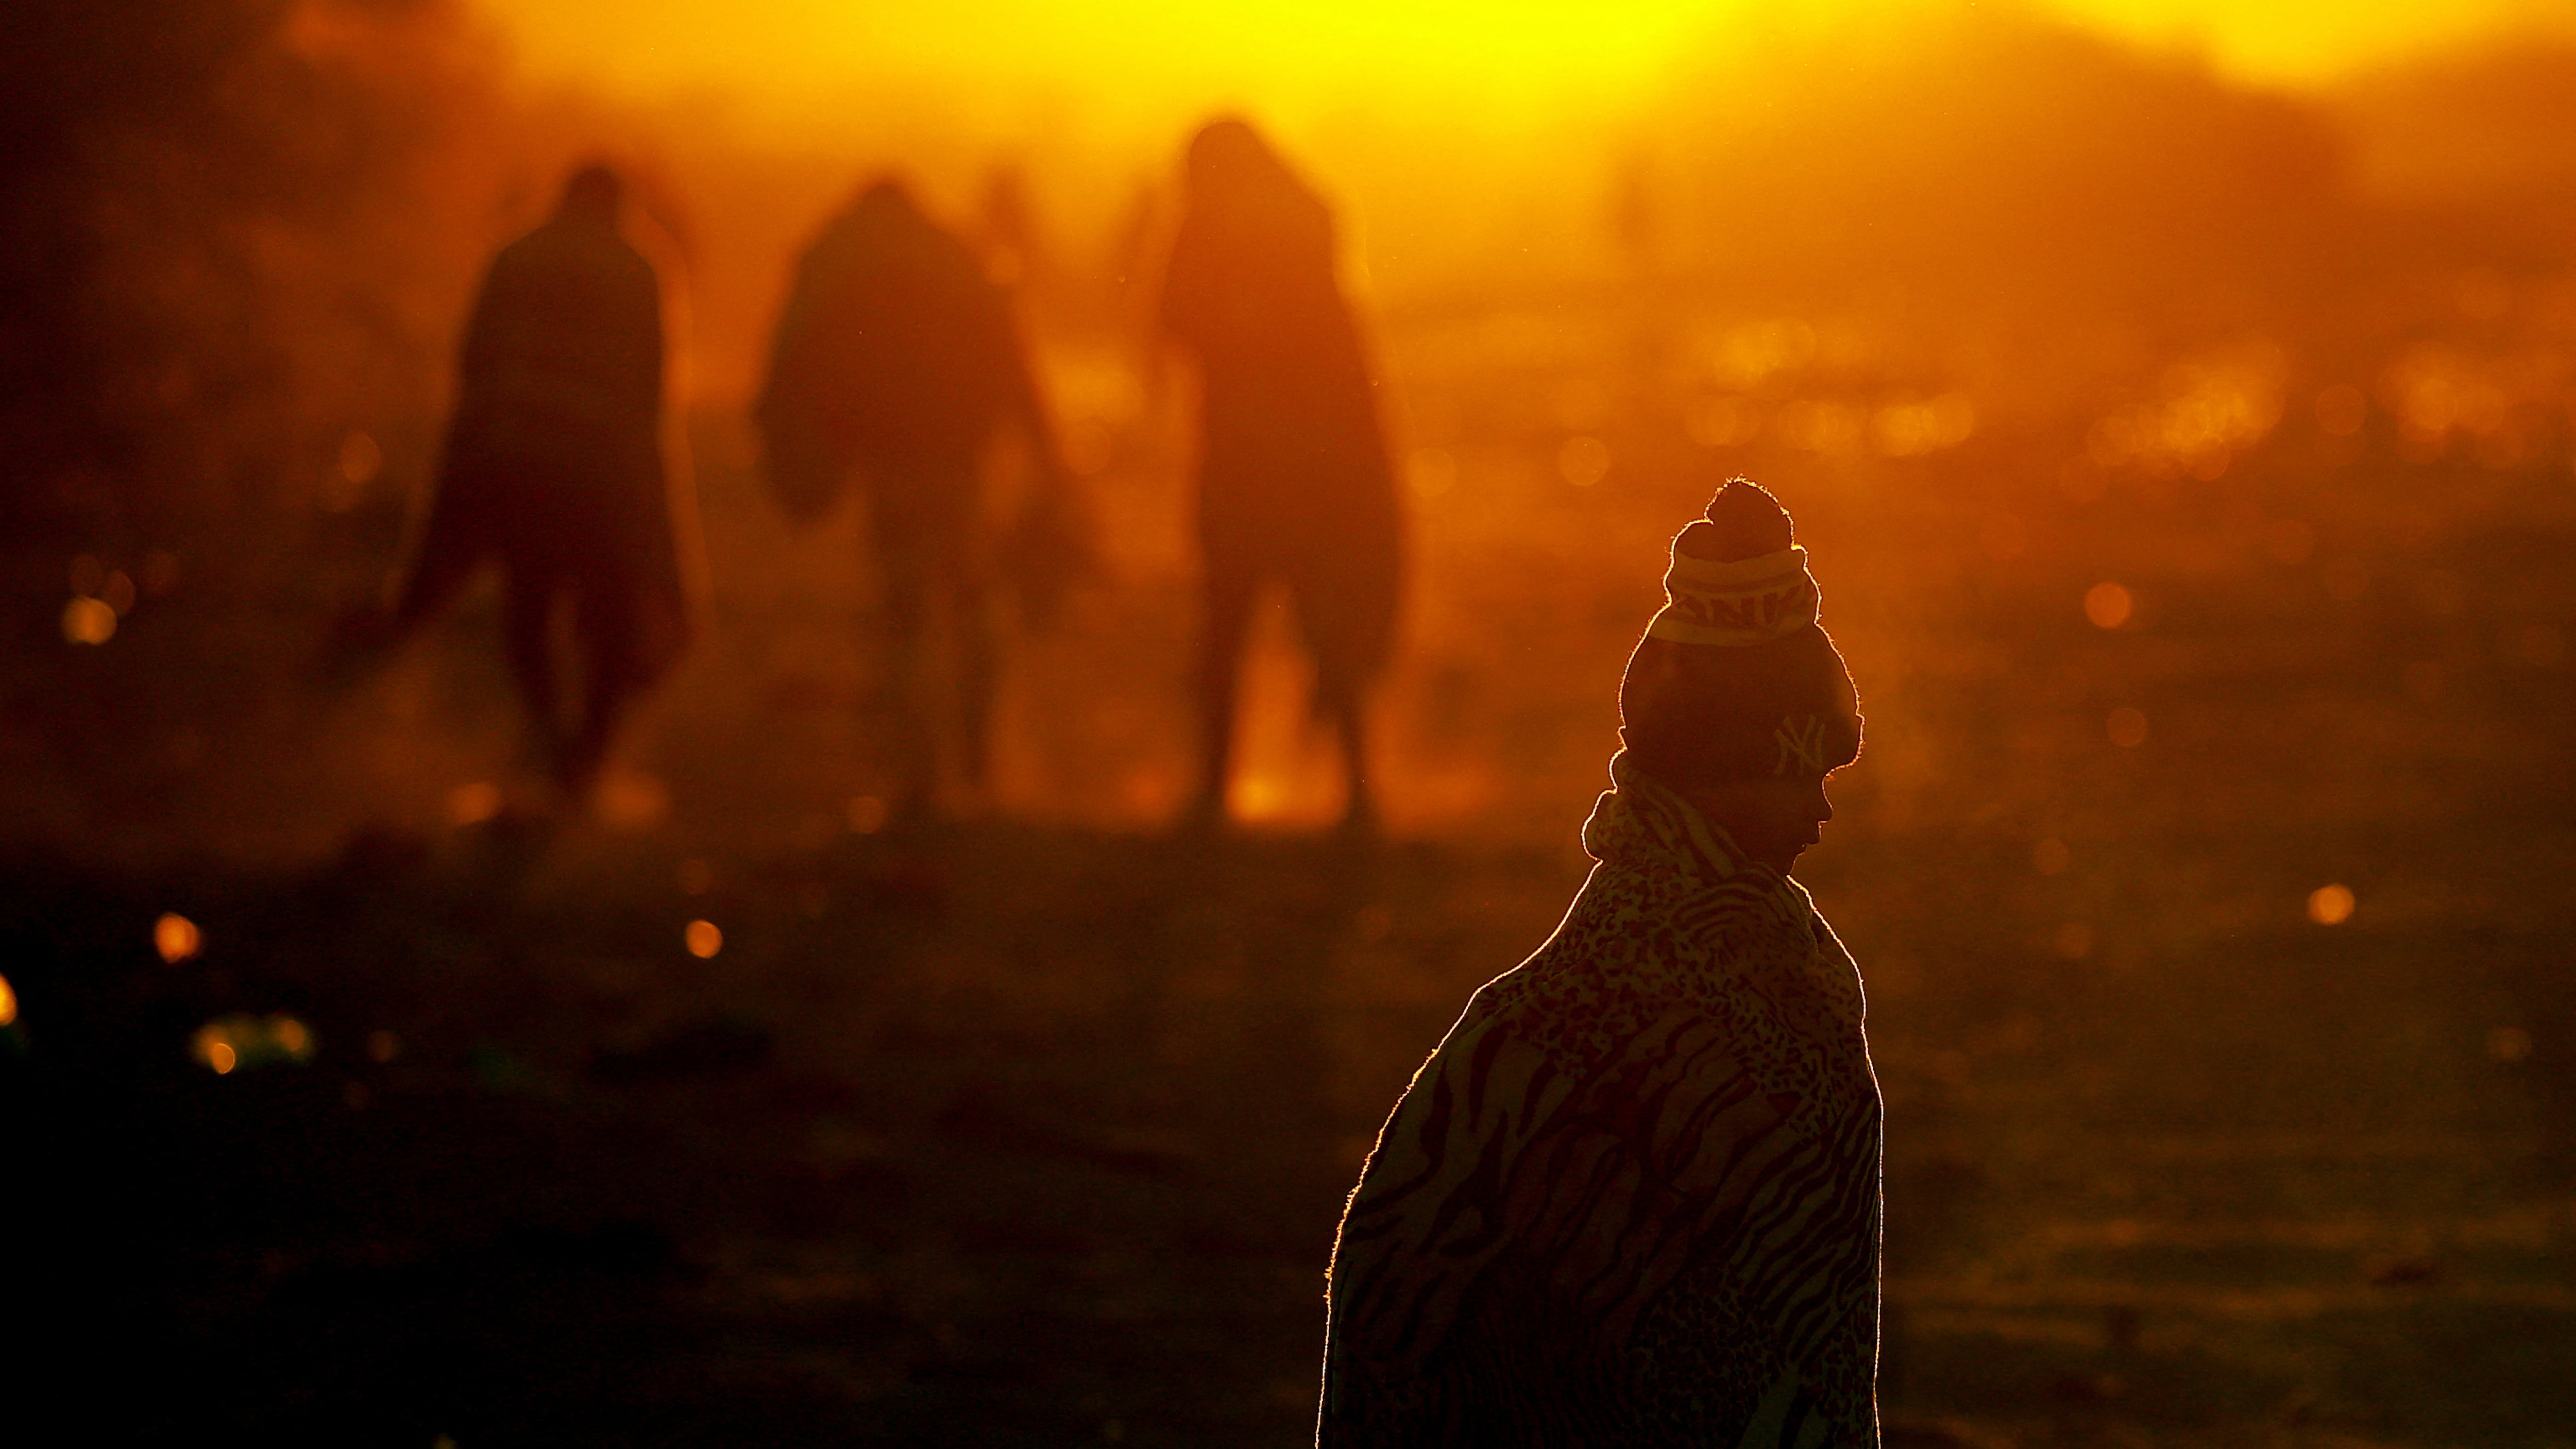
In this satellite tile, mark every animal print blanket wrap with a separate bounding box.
[1321,752,1882,1448]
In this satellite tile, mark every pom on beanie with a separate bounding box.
[1619,480,1861,785]
[1643,481,1818,647]
[1681,478,1795,560]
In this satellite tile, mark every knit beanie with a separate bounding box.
[1618,480,1862,787]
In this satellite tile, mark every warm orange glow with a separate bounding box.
[2032,0,2576,85]
[61,595,115,645]
[2032,838,2070,875]
[481,0,2576,126]
[2084,583,2134,629]
[194,1014,318,1072]
[155,913,202,964]
[485,0,1743,124]
[686,919,724,958]
[596,768,670,829]
[0,972,16,1028]
[2307,883,2355,925]
[848,796,889,834]
[447,780,503,826]
[677,858,716,894]
[1407,449,1457,500]
[270,1015,315,1059]
[1557,436,1611,489]
[2106,706,2148,748]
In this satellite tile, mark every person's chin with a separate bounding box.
[1761,838,1819,875]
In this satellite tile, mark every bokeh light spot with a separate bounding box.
[2084,582,2134,629]
[2106,707,2148,748]
[1557,435,1610,488]
[447,780,503,826]
[1685,396,1760,448]
[2307,883,2356,925]
[208,1041,237,1075]
[686,919,723,958]
[61,595,116,644]
[0,971,16,1028]
[155,912,202,964]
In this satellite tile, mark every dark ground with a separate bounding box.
[11,391,2576,1446]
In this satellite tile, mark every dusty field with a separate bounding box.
[12,390,2576,1445]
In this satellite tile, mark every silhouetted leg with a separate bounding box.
[876,528,940,823]
[502,563,567,779]
[563,574,644,795]
[1192,565,1260,828]
[1321,675,1377,836]
[951,534,998,800]
[390,496,491,637]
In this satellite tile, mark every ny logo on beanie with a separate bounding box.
[1773,714,1833,776]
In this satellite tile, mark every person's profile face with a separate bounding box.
[1688,768,1836,875]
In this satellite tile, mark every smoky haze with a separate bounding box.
[7,0,2570,850]
[11,3,2576,1442]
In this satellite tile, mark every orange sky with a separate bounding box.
[480,0,2576,127]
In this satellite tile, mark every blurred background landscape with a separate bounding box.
[7,0,2576,1442]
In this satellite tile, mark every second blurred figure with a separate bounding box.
[758,178,1077,823]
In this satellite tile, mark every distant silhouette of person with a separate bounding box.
[1323,482,1879,1446]
[1160,118,1402,832]
[378,162,687,797]
[756,178,1075,819]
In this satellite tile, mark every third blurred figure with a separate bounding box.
[757,178,1076,822]
[1161,119,1403,834]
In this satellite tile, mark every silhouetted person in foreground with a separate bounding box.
[1323,481,1880,1446]
[757,178,1074,820]
[381,162,687,798]
[1160,119,1402,832]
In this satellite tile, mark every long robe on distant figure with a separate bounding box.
[1159,128,1402,707]
[400,194,689,704]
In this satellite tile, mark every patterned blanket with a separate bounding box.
[1320,753,1883,1447]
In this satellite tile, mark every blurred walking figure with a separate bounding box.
[757,178,1078,821]
[379,162,689,799]
[1323,482,1879,1445]
[1160,118,1402,832]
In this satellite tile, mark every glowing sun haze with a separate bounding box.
[484,0,2576,121]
